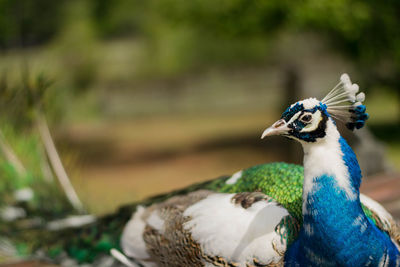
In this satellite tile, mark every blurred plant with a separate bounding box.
[1,0,398,84]
[0,70,84,225]
[23,72,84,213]
[136,0,288,77]
[0,74,27,178]
[0,0,68,48]
[91,0,147,38]
[1,0,397,102]
[52,0,99,93]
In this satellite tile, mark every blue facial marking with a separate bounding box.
[282,102,329,142]
[281,101,328,122]
[281,102,304,122]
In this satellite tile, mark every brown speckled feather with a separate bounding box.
[141,190,211,266]
[127,190,294,267]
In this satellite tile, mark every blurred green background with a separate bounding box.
[0,0,399,219]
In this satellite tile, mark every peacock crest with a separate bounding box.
[321,73,369,130]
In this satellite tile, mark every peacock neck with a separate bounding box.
[286,119,400,266]
[301,119,364,235]
[302,119,361,203]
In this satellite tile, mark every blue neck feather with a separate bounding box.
[285,137,400,266]
[339,137,361,191]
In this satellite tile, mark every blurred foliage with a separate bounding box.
[91,0,146,38]
[137,0,291,75]
[53,0,99,92]
[0,0,68,48]
[1,0,398,88]
[0,70,64,127]
[89,0,400,87]
[0,72,31,129]
[290,0,400,89]
[0,126,74,218]
[0,74,75,221]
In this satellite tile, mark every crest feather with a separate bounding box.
[321,74,369,130]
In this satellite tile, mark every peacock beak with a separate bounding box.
[261,119,290,139]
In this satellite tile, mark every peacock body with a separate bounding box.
[12,162,397,266]
[2,74,400,266]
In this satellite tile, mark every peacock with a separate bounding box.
[2,74,400,266]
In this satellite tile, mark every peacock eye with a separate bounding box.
[300,114,312,123]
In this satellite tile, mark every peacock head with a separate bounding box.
[261,74,369,143]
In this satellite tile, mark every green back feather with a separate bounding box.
[217,163,303,220]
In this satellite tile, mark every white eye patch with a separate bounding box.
[287,112,302,125]
[300,110,322,132]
